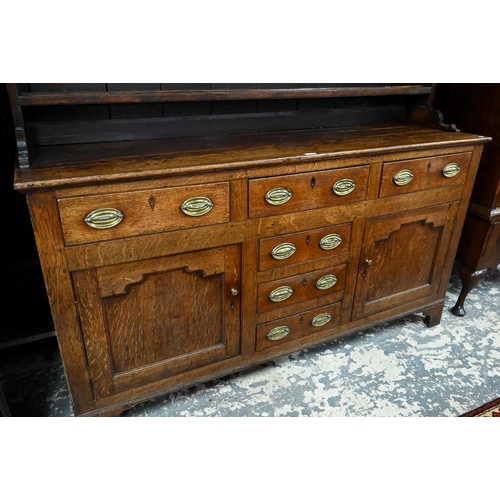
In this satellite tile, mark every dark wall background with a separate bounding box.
[0,84,54,347]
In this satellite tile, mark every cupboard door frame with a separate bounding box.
[72,245,241,400]
[352,203,458,320]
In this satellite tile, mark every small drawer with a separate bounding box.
[58,182,230,246]
[257,264,346,313]
[379,152,471,198]
[259,223,352,271]
[249,165,369,218]
[256,302,341,351]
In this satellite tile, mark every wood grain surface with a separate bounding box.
[352,203,456,320]
[249,166,370,218]
[17,85,432,106]
[12,97,491,416]
[256,302,342,351]
[379,152,471,198]
[15,125,488,190]
[257,264,347,313]
[258,223,352,271]
[58,182,230,245]
[72,245,241,399]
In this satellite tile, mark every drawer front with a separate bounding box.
[379,152,471,198]
[259,223,352,271]
[249,165,369,218]
[58,182,230,246]
[257,264,346,313]
[256,302,341,351]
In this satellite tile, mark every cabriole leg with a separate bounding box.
[450,263,489,317]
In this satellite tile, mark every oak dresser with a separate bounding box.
[8,84,490,416]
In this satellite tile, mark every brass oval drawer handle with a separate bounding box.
[269,286,294,303]
[271,242,297,260]
[442,162,461,178]
[265,187,292,206]
[319,233,342,250]
[393,169,414,186]
[267,325,291,341]
[316,274,338,290]
[333,178,356,196]
[84,208,124,229]
[311,312,333,327]
[180,196,214,217]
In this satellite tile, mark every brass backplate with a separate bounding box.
[267,325,291,341]
[316,274,338,290]
[180,196,214,217]
[271,242,297,260]
[393,169,414,186]
[319,233,342,250]
[265,187,292,206]
[333,179,356,196]
[269,286,294,303]
[311,312,333,327]
[442,163,460,178]
[84,208,124,229]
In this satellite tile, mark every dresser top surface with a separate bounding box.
[15,124,490,191]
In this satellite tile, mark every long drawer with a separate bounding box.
[58,182,230,246]
[249,165,369,218]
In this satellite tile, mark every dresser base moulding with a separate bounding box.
[14,124,489,417]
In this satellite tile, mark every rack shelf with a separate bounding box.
[16,85,432,106]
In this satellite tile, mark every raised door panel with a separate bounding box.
[72,246,241,400]
[352,204,458,320]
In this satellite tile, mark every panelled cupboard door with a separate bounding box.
[72,245,241,400]
[352,203,458,320]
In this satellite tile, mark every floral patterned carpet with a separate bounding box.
[462,396,500,416]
